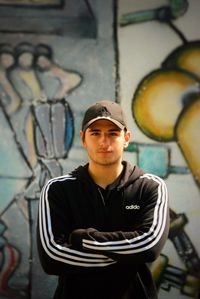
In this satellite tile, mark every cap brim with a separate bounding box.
[83,116,125,131]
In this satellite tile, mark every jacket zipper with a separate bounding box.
[97,188,105,206]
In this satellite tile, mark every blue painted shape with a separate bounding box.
[64,104,74,155]
[138,144,169,178]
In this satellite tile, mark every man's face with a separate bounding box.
[80,119,130,167]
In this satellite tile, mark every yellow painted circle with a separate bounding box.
[132,69,199,141]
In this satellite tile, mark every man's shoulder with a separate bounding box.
[45,173,77,189]
[123,162,166,189]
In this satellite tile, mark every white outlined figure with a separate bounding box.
[35,44,82,100]
[0,44,21,115]
[13,42,45,101]
[0,42,80,297]
[8,42,45,171]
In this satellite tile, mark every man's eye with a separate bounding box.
[109,132,118,136]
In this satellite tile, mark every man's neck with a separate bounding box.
[88,162,123,189]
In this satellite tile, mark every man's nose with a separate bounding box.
[99,134,110,146]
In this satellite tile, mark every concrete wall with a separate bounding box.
[0,0,200,298]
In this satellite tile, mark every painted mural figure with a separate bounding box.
[31,99,74,191]
[35,43,82,100]
[8,42,41,171]
[0,44,31,298]
[0,44,21,114]
[37,100,169,299]
[0,42,79,199]
[0,42,81,297]
[0,223,20,297]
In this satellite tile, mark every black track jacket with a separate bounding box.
[37,161,169,299]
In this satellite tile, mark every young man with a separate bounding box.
[37,100,169,299]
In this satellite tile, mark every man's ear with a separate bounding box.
[124,131,131,148]
[80,130,86,146]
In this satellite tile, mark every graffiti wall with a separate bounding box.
[0,0,200,298]
[118,0,200,298]
[0,1,117,298]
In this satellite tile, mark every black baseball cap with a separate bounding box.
[82,100,127,131]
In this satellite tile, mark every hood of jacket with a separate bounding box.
[71,161,145,190]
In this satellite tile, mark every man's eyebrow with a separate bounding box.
[108,128,121,132]
[88,128,121,132]
[88,128,100,132]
